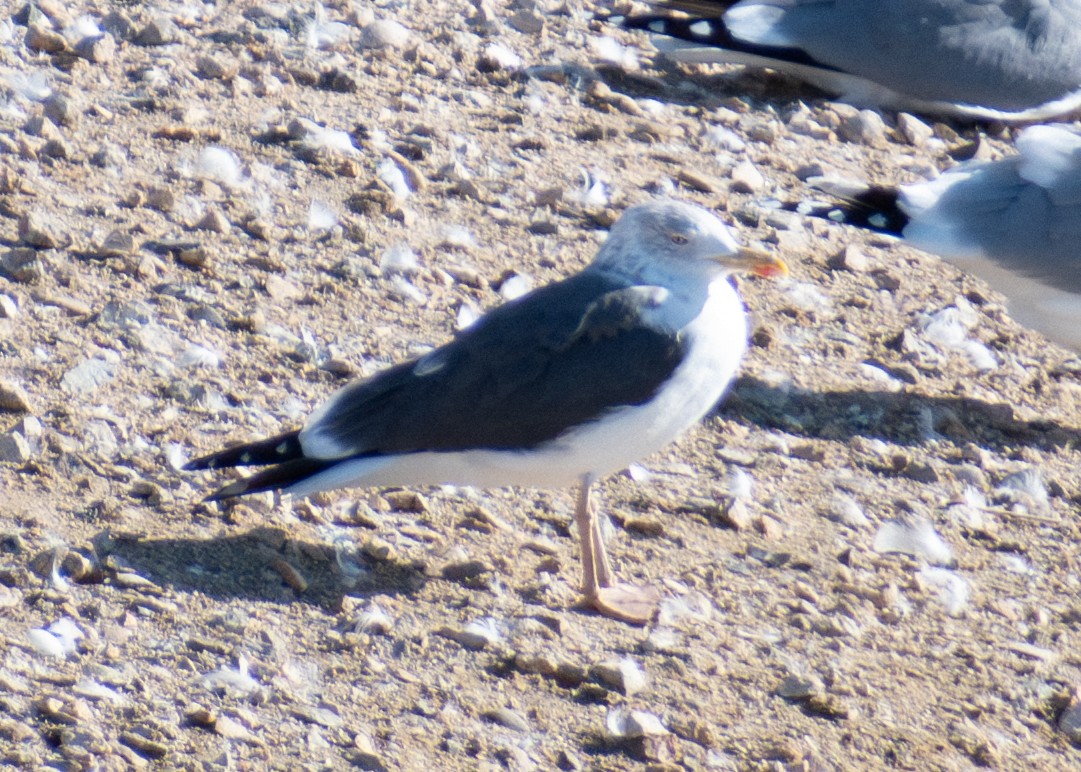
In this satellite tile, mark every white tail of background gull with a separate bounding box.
[802,125,1081,350]
[186,200,787,624]
[615,1,1081,121]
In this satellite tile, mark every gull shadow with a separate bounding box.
[594,61,822,112]
[108,527,425,610]
[721,374,1081,451]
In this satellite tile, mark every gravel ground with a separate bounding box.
[4,1,1081,769]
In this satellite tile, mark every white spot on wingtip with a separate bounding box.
[689,20,713,38]
[646,20,667,34]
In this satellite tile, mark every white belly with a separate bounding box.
[286,281,749,498]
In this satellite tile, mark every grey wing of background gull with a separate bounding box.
[897,125,1081,292]
[620,0,1081,120]
[797,125,1081,350]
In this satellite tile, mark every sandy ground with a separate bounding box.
[3,1,1081,769]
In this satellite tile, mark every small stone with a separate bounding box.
[0,380,30,412]
[483,708,531,732]
[146,187,176,212]
[0,294,17,318]
[19,211,70,249]
[590,658,648,696]
[1,248,44,283]
[777,674,825,701]
[508,9,544,34]
[135,15,179,46]
[729,160,765,194]
[0,432,31,463]
[195,206,230,233]
[26,24,68,53]
[43,94,76,127]
[360,19,411,50]
[196,54,238,81]
[61,358,116,394]
[898,112,934,146]
[74,32,117,64]
[440,559,493,584]
[1059,696,1081,744]
[827,244,869,272]
[839,109,887,146]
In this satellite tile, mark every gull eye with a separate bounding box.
[669,233,688,245]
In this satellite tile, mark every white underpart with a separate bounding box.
[286,277,747,498]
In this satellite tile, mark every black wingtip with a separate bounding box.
[196,457,338,502]
[184,430,304,471]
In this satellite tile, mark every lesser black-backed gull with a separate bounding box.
[186,199,787,624]
[614,1,1081,121]
[803,125,1081,350]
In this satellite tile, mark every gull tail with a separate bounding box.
[184,430,336,502]
[795,178,910,237]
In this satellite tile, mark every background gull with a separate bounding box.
[614,1,1081,121]
[186,200,786,624]
[801,124,1081,350]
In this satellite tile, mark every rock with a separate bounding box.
[19,211,71,249]
[135,15,180,46]
[0,380,30,412]
[43,94,76,127]
[729,160,765,194]
[74,32,117,64]
[590,658,648,696]
[508,10,544,34]
[839,109,887,146]
[1,248,45,283]
[483,708,531,732]
[360,19,410,49]
[898,112,934,146]
[0,432,31,463]
[828,244,869,272]
[26,24,68,53]
[777,674,825,701]
[0,294,17,318]
[61,357,116,394]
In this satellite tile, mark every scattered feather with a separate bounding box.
[591,36,638,69]
[301,125,358,156]
[482,42,523,70]
[389,275,428,306]
[657,591,712,626]
[626,463,652,483]
[439,225,476,250]
[703,125,746,152]
[27,628,68,659]
[727,468,753,500]
[351,603,393,635]
[74,679,127,705]
[305,4,349,49]
[873,517,953,565]
[918,567,970,616]
[307,199,338,232]
[784,282,831,312]
[571,168,611,208]
[202,655,259,695]
[63,15,102,44]
[377,158,412,199]
[996,467,1050,513]
[177,344,222,369]
[7,70,51,102]
[193,146,245,188]
[379,243,419,276]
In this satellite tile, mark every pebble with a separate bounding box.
[1058,695,1081,744]
[0,432,32,463]
[777,674,825,701]
[729,160,765,194]
[590,657,648,696]
[61,357,116,394]
[26,24,68,53]
[1,248,43,283]
[135,15,180,46]
[0,380,30,412]
[897,112,934,146]
[74,32,117,63]
[483,707,531,732]
[361,19,411,50]
[828,244,870,272]
[838,109,887,146]
[19,211,71,249]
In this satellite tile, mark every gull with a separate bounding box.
[185,199,786,624]
[803,125,1081,350]
[614,1,1081,121]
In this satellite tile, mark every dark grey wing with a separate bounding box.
[300,272,689,458]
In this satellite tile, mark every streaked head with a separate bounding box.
[592,199,787,283]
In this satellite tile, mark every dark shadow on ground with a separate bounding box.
[721,374,1081,452]
[109,526,425,610]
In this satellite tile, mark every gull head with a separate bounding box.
[592,199,787,284]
